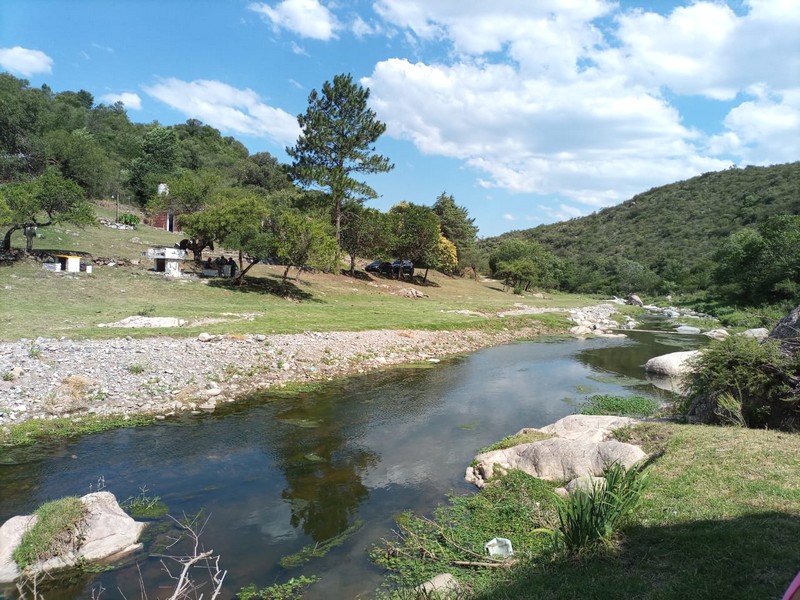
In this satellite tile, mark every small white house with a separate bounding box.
[146,246,187,277]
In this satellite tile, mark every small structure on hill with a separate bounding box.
[146,246,187,277]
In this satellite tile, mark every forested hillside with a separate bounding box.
[483,162,800,294]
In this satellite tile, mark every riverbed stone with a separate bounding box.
[415,573,462,597]
[466,437,645,487]
[644,350,701,377]
[741,328,769,339]
[0,492,144,584]
[465,415,645,487]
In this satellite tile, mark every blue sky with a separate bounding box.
[1,0,798,237]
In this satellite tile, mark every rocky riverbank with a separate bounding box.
[0,303,626,431]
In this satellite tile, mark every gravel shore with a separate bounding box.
[0,304,620,429]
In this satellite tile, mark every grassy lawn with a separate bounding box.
[379,423,800,599]
[1,217,598,341]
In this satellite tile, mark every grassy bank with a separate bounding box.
[376,422,800,599]
[1,218,599,341]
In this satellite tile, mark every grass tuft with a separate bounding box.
[12,497,87,570]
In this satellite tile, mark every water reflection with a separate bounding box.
[0,330,700,599]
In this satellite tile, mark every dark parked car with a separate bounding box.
[365,259,393,275]
[392,259,414,277]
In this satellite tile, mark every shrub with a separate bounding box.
[555,461,649,553]
[684,335,800,429]
[118,213,140,227]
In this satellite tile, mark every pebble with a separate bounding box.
[0,305,619,427]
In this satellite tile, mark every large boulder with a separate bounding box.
[537,414,639,443]
[769,305,800,339]
[644,350,701,378]
[466,437,646,487]
[0,492,144,583]
[465,415,645,488]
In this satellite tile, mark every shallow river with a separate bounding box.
[0,326,705,599]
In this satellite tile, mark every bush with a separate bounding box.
[555,461,649,553]
[118,212,140,227]
[684,336,800,429]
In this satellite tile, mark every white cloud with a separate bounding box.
[363,1,799,213]
[709,88,800,165]
[364,58,722,208]
[503,213,516,221]
[290,41,308,56]
[91,43,114,53]
[0,46,53,76]
[143,78,300,146]
[602,1,800,100]
[100,92,142,110]
[351,15,380,38]
[248,0,339,40]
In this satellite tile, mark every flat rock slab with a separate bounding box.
[538,414,640,443]
[0,492,144,583]
[466,437,646,487]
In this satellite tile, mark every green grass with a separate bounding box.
[12,497,87,569]
[577,394,661,417]
[1,414,156,447]
[1,214,597,342]
[478,430,554,453]
[379,423,800,599]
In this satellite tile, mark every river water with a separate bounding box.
[0,326,705,599]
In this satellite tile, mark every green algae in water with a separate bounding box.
[279,519,364,568]
[588,374,645,386]
[278,418,321,429]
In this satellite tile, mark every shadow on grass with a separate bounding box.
[340,268,373,281]
[472,512,800,600]
[206,274,316,301]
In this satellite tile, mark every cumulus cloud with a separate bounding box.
[143,78,299,146]
[363,1,799,214]
[99,92,142,110]
[0,46,53,76]
[248,0,339,40]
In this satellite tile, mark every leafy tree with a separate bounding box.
[44,128,113,198]
[713,215,800,305]
[265,209,339,281]
[287,73,393,244]
[434,233,459,276]
[237,151,293,192]
[0,74,48,181]
[340,204,390,275]
[489,239,560,292]
[179,187,266,265]
[388,202,440,279]
[1,168,94,250]
[432,192,478,272]
[128,126,178,206]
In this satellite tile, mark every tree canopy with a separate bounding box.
[1,168,94,250]
[287,73,393,244]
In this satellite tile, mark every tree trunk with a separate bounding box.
[423,267,429,283]
[283,264,291,281]
[349,253,356,276]
[3,225,20,251]
[233,259,259,286]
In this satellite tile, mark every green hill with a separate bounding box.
[484,162,800,293]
